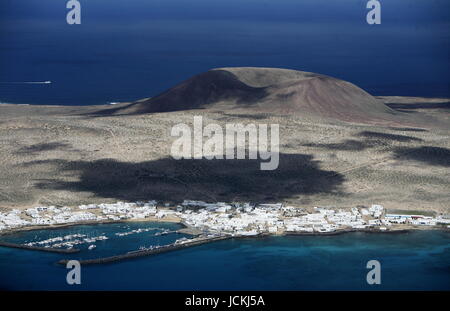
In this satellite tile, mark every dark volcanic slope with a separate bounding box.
[117,67,397,123]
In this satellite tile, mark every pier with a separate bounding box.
[58,235,229,265]
[0,241,80,253]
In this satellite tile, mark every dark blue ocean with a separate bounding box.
[0,222,449,290]
[0,0,449,105]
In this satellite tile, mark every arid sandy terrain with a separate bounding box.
[0,68,449,214]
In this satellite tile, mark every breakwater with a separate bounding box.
[58,235,229,265]
[0,241,80,253]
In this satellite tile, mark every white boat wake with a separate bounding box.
[0,81,52,84]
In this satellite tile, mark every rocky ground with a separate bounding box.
[0,96,448,213]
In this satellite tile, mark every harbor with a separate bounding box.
[1,200,450,266]
[58,234,230,265]
[2,227,449,290]
[0,241,79,253]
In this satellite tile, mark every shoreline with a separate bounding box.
[0,218,448,265]
[58,228,450,266]
[0,241,80,254]
[58,235,230,266]
[0,215,183,237]
[1,216,449,238]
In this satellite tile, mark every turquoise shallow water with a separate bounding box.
[0,223,449,290]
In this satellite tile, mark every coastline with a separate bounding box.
[1,215,448,238]
[0,215,183,237]
[2,227,448,291]
[0,217,448,266]
[1,200,449,264]
[57,235,230,266]
[0,241,80,254]
[57,227,450,266]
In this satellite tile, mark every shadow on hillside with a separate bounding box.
[304,140,373,151]
[386,101,450,111]
[25,153,344,203]
[388,127,427,132]
[303,131,422,151]
[219,112,272,120]
[357,131,423,142]
[393,146,450,167]
[87,69,269,117]
[15,142,73,155]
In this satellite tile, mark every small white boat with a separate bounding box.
[88,245,96,250]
